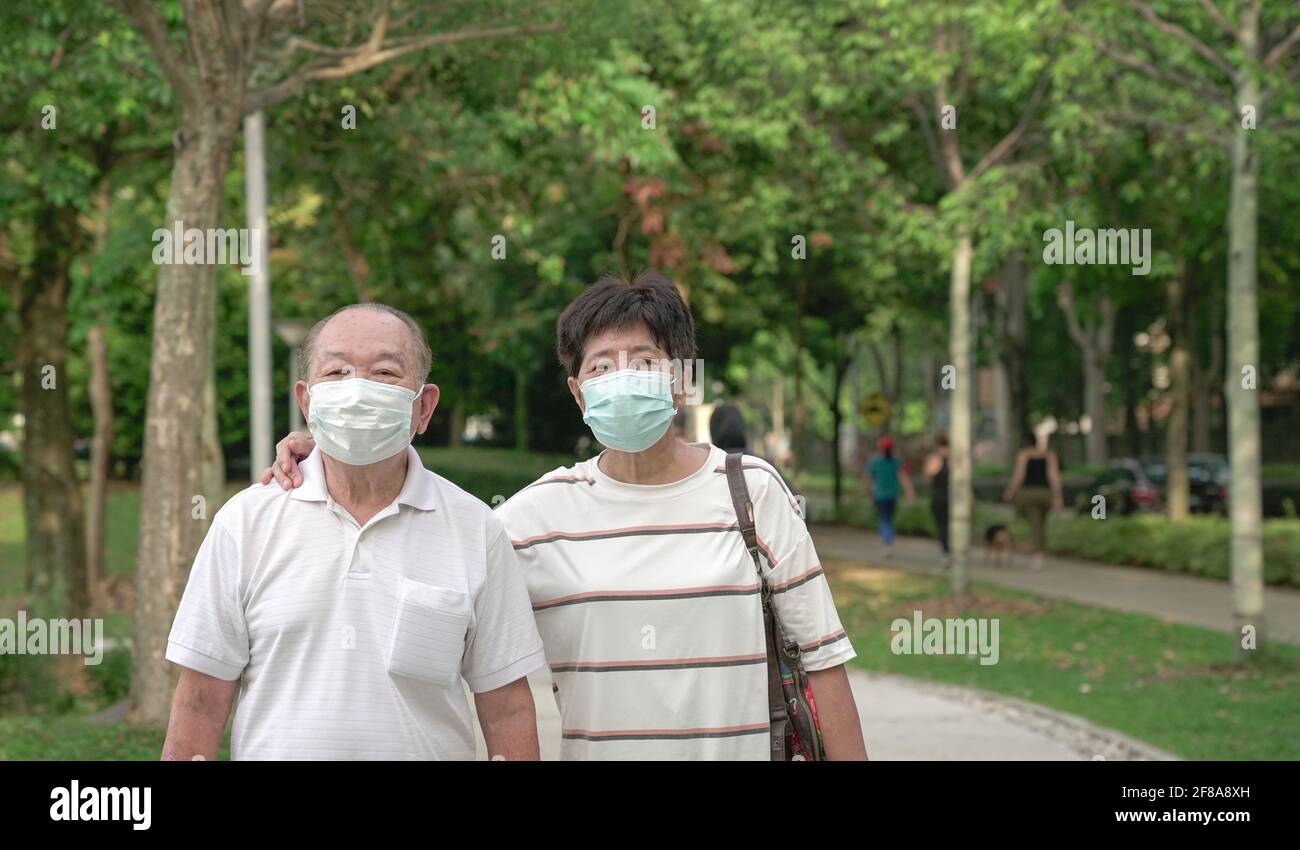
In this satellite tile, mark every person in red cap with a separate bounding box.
[864,435,914,557]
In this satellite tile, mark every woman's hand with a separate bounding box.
[260,431,316,489]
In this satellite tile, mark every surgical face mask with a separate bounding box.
[308,378,418,466]
[580,368,677,453]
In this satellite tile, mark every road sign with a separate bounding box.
[861,393,892,428]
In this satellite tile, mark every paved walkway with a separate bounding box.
[469,666,1175,761]
[811,525,1300,646]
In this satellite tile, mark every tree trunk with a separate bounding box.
[830,342,848,517]
[132,117,240,726]
[1081,349,1109,465]
[200,360,225,537]
[791,272,807,481]
[1122,342,1146,458]
[1192,284,1221,453]
[1166,273,1190,519]
[1226,9,1264,653]
[448,401,465,448]
[87,324,113,609]
[1058,283,1114,465]
[18,204,89,617]
[948,230,974,599]
[514,366,529,452]
[995,252,1029,460]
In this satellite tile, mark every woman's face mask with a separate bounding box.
[579,367,677,453]
[308,377,418,466]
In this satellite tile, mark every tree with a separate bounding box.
[1071,0,1300,650]
[0,0,171,617]
[873,0,1062,597]
[110,0,563,724]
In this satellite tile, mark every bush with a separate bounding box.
[806,487,1300,587]
[416,446,578,505]
[86,648,132,705]
[1046,513,1300,587]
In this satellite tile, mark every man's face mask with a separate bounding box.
[308,377,417,466]
[580,367,677,453]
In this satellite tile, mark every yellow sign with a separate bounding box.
[861,393,892,428]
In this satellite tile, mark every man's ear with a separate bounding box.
[414,384,440,435]
[295,381,311,426]
[567,376,585,413]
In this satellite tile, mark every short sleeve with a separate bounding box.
[748,463,857,672]
[166,520,249,681]
[461,519,546,693]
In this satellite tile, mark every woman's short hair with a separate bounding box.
[555,269,696,378]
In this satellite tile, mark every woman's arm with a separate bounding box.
[1003,449,1027,502]
[807,665,868,760]
[1048,451,1064,510]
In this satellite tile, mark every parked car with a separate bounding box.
[1144,453,1230,514]
[1082,458,1162,516]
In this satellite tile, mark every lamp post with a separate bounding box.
[274,319,312,435]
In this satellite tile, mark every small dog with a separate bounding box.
[984,523,1012,568]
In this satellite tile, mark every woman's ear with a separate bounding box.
[568,375,585,413]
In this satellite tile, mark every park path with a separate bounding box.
[468,666,1175,761]
[810,524,1300,646]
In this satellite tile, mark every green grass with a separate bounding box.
[0,714,232,760]
[826,559,1300,759]
[1,484,180,599]
[0,715,167,760]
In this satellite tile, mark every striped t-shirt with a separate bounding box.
[495,444,856,760]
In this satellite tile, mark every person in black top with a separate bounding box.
[923,434,950,557]
[1002,431,1064,569]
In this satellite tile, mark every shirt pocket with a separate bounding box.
[386,577,471,687]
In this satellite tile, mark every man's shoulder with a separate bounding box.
[211,480,300,526]
[421,467,499,524]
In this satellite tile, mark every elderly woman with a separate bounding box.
[265,270,867,760]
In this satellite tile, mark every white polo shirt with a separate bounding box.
[166,446,546,760]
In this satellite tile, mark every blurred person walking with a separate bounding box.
[863,435,913,558]
[1002,431,1064,570]
[923,434,950,561]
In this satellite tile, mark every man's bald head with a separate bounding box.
[300,303,433,387]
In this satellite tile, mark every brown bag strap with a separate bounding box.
[725,451,789,761]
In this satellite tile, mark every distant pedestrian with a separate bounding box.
[864,435,914,557]
[710,403,799,501]
[708,404,747,452]
[923,434,950,559]
[1002,431,1064,570]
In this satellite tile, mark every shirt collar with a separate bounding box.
[289,445,438,512]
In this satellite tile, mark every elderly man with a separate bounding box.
[163,303,545,760]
